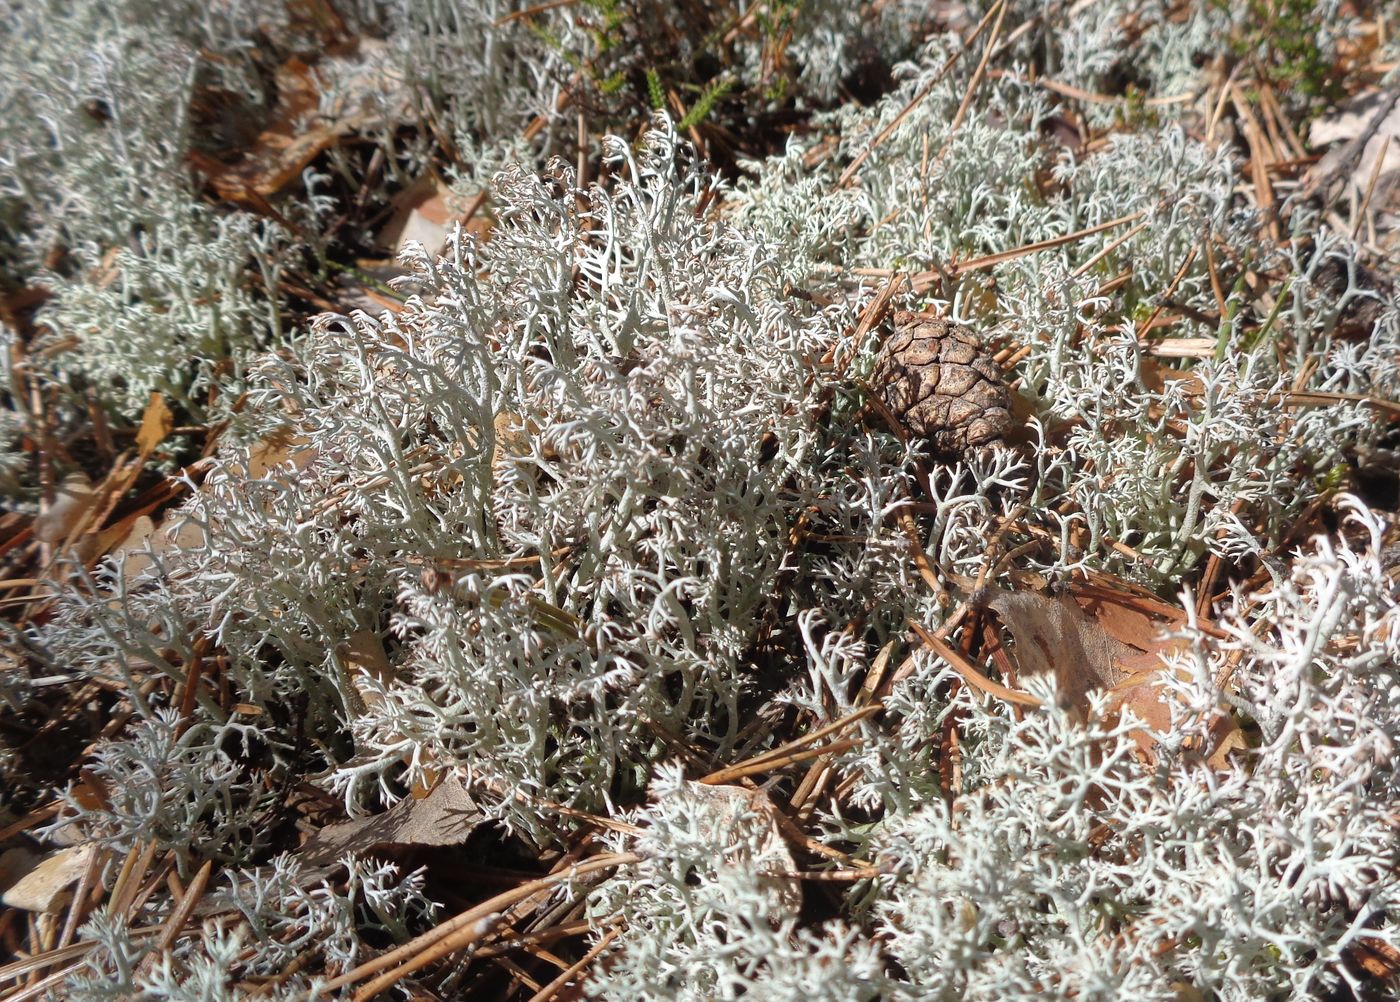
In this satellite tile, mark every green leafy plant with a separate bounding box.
[1221,0,1346,107]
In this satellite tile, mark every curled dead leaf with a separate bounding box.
[986,587,1130,707]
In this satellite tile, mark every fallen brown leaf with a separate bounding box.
[986,587,1130,708]
[198,42,409,205]
[377,174,486,258]
[0,843,97,913]
[111,511,210,582]
[988,584,1243,764]
[298,774,485,866]
[1069,582,1186,657]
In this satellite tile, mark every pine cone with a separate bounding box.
[870,310,1011,458]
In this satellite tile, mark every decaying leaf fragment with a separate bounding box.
[681,781,801,922]
[0,843,97,913]
[134,392,173,457]
[298,773,484,866]
[981,586,1241,763]
[986,588,1132,708]
[32,472,98,545]
[197,41,410,204]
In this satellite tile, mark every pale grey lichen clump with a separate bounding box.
[1,0,299,418]
[863,507,1399,1001]
[6,1,1400,999]
[0,0,579,452]
[103,130,830,840]
[64,853,435,1001]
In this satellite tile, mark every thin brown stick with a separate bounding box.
[1204,236,1228,320]
[789,639,897,820]
[1278,389,1400,419]
[122,853,175,919]
[1256,82,1307,160]
[55,847,106,953]
[1205,63,1243,150]
[1069,223,1148,278]
[897,507,947,603]
[105,842,152,920]
[174,635,212,739]
[699,703,883,785]
[988,69,1196,108]
[314,853,640,999]
[833,274,906,375]
[1232,84,1281,241]
[494,0,580,25]
[836,0,1006,188]
[1351,133,1392,241]
[1135,246,1199,342]
[767,796,862,865]
[788,761,834,822]
[0,803,62,842]
[786,867,882,882]
[472,919,595,959]
[493,954,546,994]
[699,738,862,786]
[2,961,87,1002]
[524,923,623,1002]
[909,211,1146,290]
[907,619,1042,708]
[927,0,1009,173]
[0,926,154,987]
[154,859,213,954]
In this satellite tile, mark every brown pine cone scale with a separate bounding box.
[870,310,1011,459]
